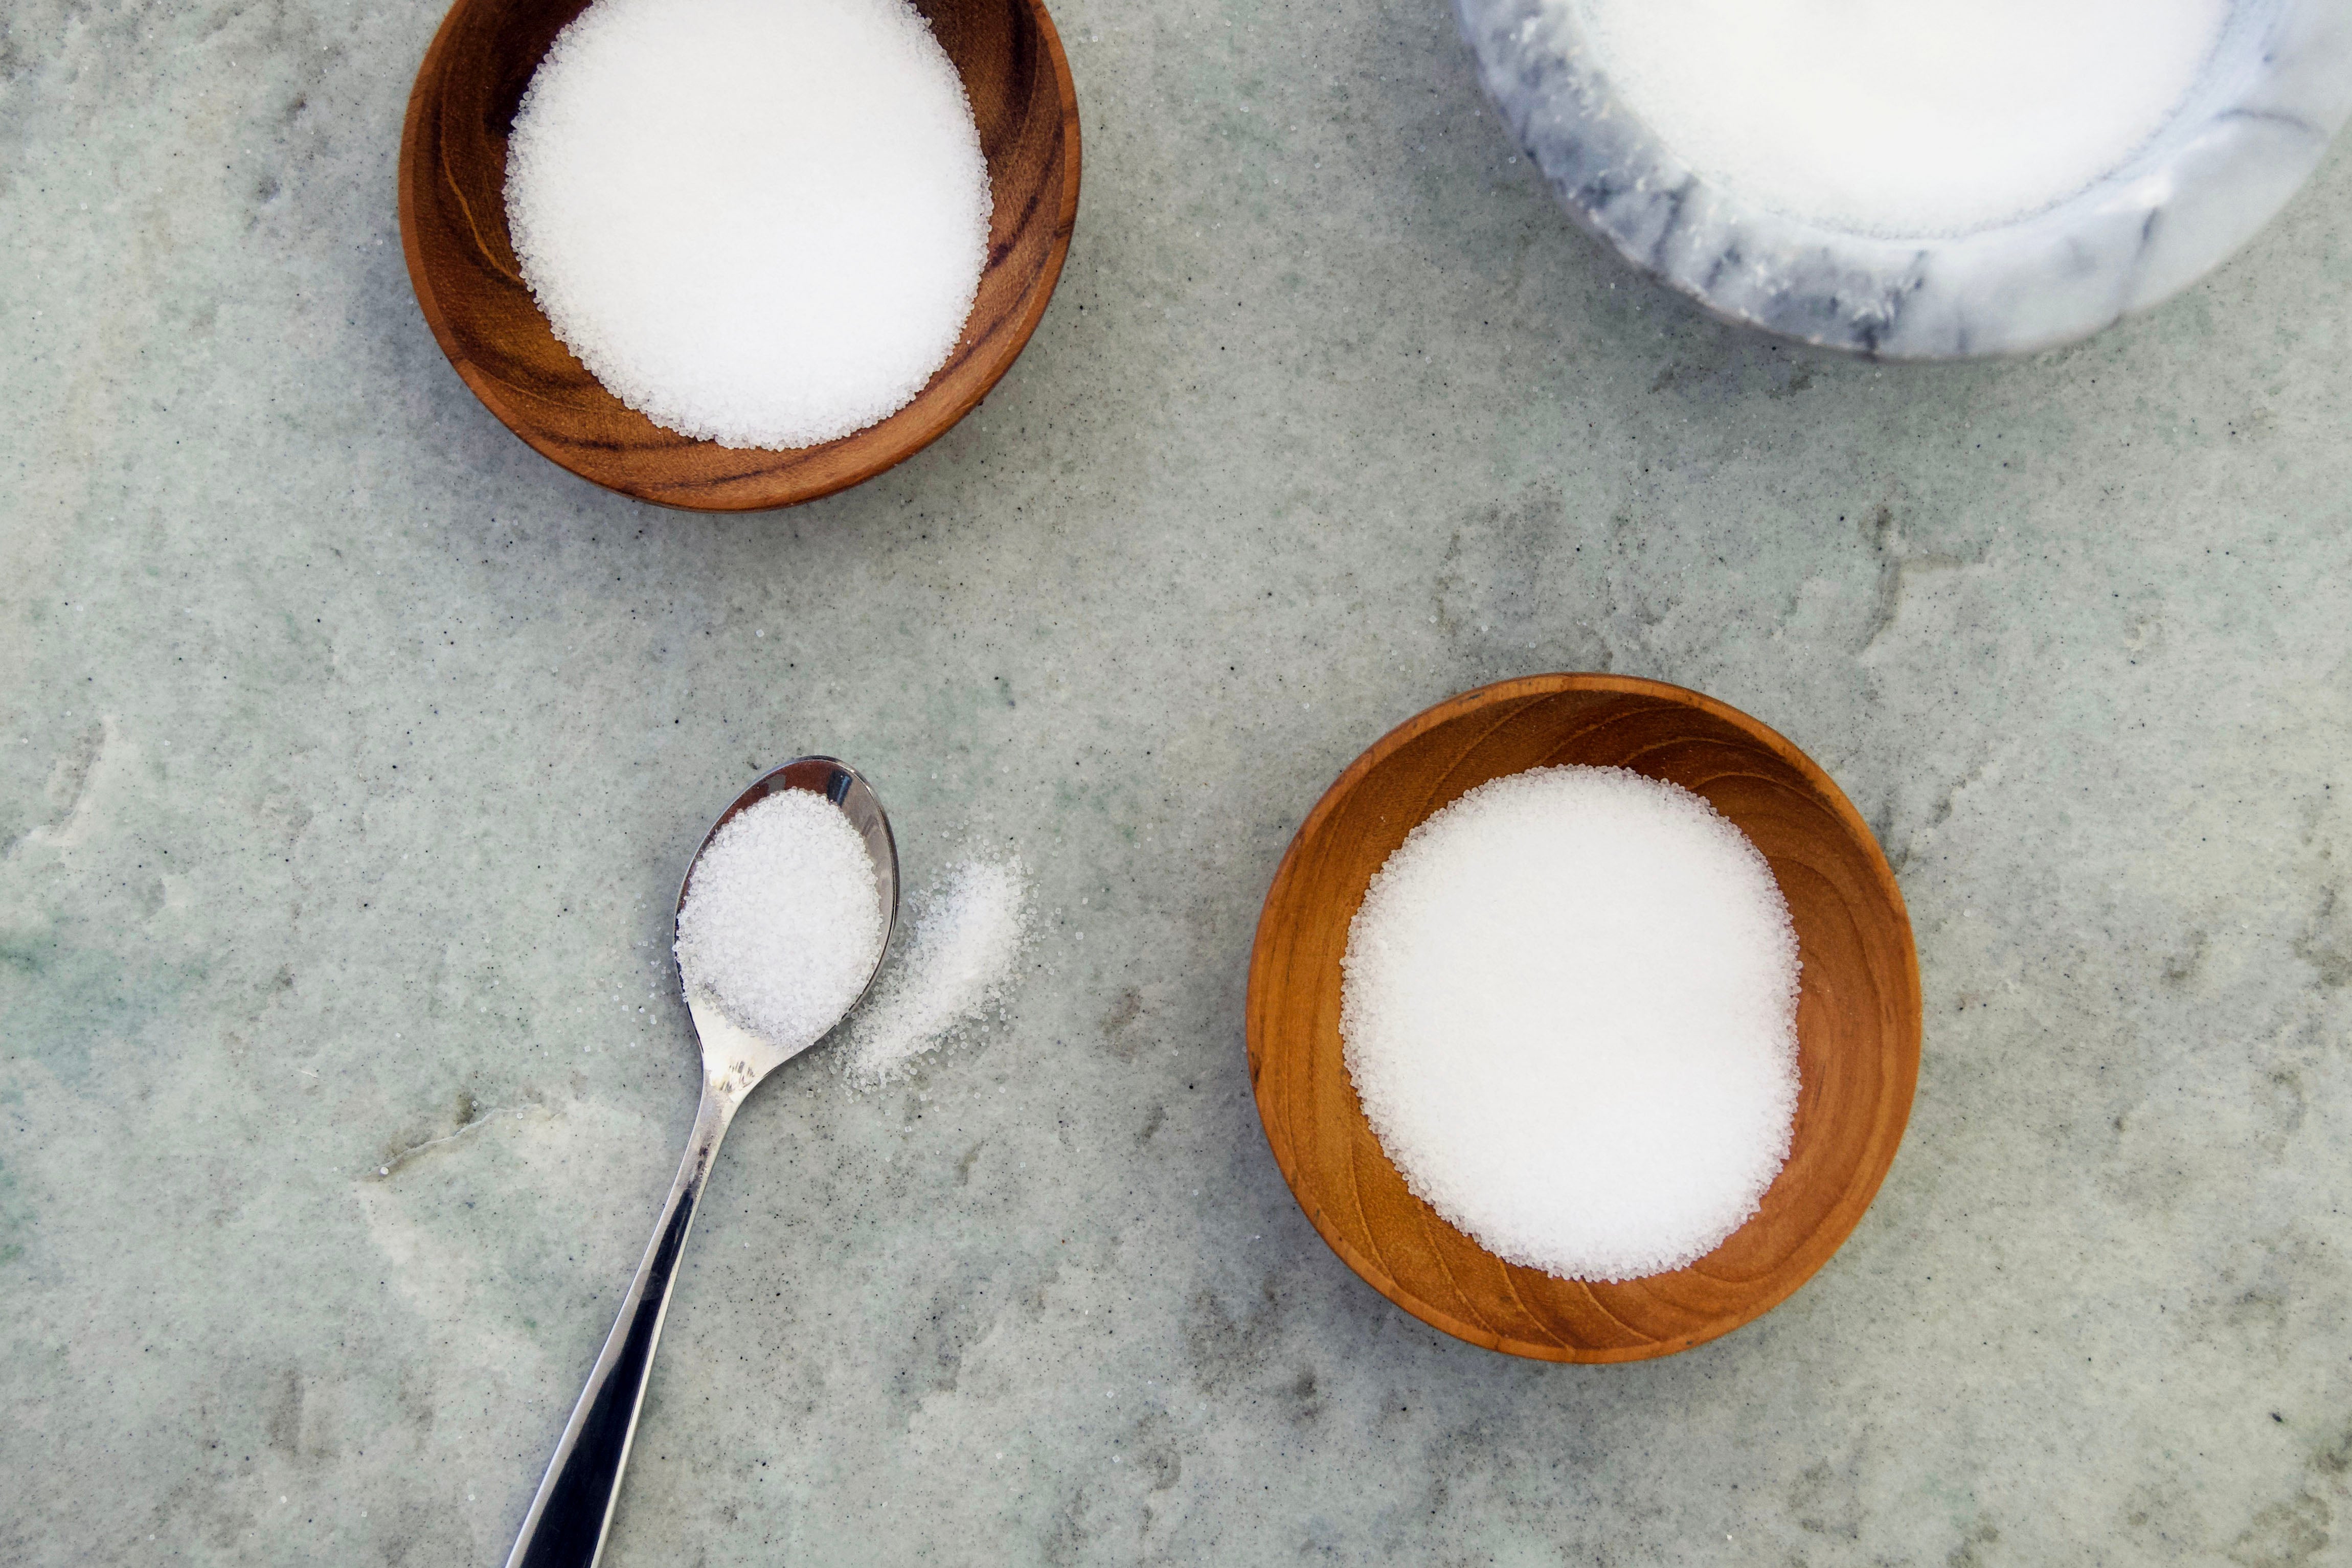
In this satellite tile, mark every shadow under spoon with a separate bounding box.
[503,757,898,1568]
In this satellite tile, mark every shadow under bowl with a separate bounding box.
[1246,674,1923,1362]
[398,0,1079,511]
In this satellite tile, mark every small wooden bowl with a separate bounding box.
[397,0,1080,511]
[1247,674,1921,1362]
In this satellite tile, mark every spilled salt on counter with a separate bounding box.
[1341,765,1800,1282]
[1570,0,2228,236]
[505,0,990,448]
[839,855,1032,1087]
[675,788,885,1052]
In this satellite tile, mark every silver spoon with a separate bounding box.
[502,757,898,1568]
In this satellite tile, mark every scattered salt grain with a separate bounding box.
[675,789,884,1052]
[1571,0,2227,236]
[1341,766,1800,1282]
[505,0,990,448]
[839,855,1031,1087]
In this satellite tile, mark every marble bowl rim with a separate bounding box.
[1455,0,2352,359]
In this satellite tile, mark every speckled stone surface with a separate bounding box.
[2,2,2348,1564]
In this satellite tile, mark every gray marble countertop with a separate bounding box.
[3,2,2347,1564]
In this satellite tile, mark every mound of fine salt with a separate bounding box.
[1572,0,2227,237]
[1341,765,1801,1282]
[839,855,1032,1087]
[505,0,990,448]
[675,788,885,1052]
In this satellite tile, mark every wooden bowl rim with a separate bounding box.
[396,0,1082,512]
[1245,672,1922,1363]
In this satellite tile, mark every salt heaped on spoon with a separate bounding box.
[674,788,886,1051]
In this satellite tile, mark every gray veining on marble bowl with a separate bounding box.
[1453,0,2352,357]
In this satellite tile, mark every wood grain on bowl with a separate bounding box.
[1246,674,1921,1363]
[398,0,1079,511]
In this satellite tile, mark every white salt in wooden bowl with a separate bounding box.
[401,0,1079,509]
[1452,0,2352,357]
[1246,675,1921,1362]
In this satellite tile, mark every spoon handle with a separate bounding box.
[504,1086,739,1568]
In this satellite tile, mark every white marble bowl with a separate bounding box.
[1453,0,2352,357]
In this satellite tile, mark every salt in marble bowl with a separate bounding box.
[1452,0,2352,357]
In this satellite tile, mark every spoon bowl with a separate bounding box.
[503,758,896,1567]
[680,757,900,1097]
[399,0,1080,510]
